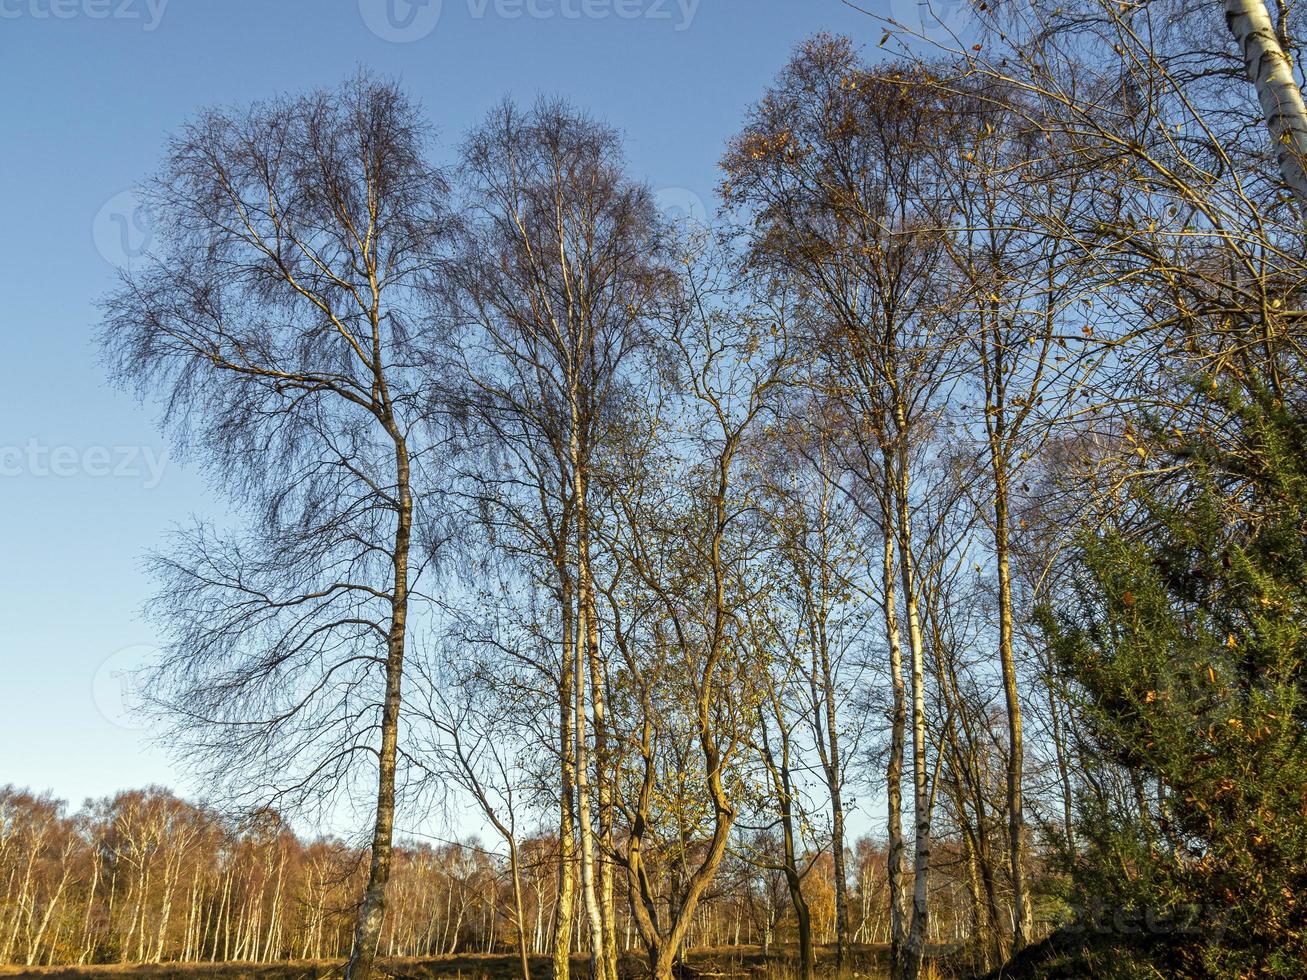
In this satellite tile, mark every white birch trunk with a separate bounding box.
[1225,0,1307,209]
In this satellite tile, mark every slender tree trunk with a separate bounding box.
[881,518,909,980]
[937,654,1005,967]
[154,846,183,963]
[571,422,611,980]
[221,867,234,963]
[262,851,285,963]
[814,620,851,970]
[345,437,413,980]
[763,720,814,980]
[1045,664,1076,855]
[993,490,1032,952]
[961,812,987,969]
[894,447,931,980]
[573,592,607,980]
[133,852,154,964]
[183,869,200,962]
[78,849,100,964]
[26,862,70,967]
[4,847,38,964]
[589,649,619,980]
[1224,0,1307,210]
[829,781,850,966]
[554,575,578,980]
[507,838,532,980]
[582,571,619,980]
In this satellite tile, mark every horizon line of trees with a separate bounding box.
[0,784,1000,968]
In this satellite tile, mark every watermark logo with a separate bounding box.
[886,0,978,50]
[93,190,155,268]
[0,439,170,488]
[0,0,169,31]
[92,644,156,730]
[358,0,442,42]
[655,186,709,229]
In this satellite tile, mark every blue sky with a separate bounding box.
[0,0,895,823]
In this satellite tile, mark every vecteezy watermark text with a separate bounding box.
[359,0,699,42]
[1,440,169,489]
[0,0,168,31]
[468,0,699,27]
[1053,898,1232,940]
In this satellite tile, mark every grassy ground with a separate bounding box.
[0,946,891,980]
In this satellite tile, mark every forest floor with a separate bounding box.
[0,945,892,980]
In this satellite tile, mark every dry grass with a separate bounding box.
[0,945,891,980]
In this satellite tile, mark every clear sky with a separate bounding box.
[0,0,908,824]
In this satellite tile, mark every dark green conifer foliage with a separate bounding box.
[1041,382,1307,977]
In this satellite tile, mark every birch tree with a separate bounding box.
[448,96,672,980]
[754,402,873,970]
[724,40,965,979]
[601,251,788,980]
[99,73,454,980]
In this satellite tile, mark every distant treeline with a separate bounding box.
[0,785,997,967]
